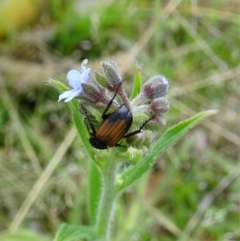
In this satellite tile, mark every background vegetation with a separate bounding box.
[0,0,239,240]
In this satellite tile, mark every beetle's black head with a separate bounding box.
[89,137,108,150]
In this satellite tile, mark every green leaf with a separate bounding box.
[117,110,218,192]
[49,78,102,226]
[53,224,99,241]
[0,229,50,241]
[130,65,142,100]
[70,97,95,159]
[48,78,94,160]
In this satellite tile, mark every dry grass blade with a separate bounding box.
[177,163,240,241]
[0,75,42,175]
[147,205,182,237]
[172,10,228,70]
[0,166,29,192]
[121,0,183,74]
[197,7,240,24]
[9,128,76,231]
[170,98,240,147]
[170,65,240,96]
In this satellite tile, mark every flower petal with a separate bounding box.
[64,89,82,102]
[81,59,88,72]
[81,68,91,83]
[58,88,82,102]
[60,60,91,103]
[67,70,82,88]
[58,90,75,102]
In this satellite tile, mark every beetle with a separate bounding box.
[82,81,153,149]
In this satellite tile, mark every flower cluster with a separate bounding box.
[59,59,170,152]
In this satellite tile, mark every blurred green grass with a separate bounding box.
[0,0,240,240]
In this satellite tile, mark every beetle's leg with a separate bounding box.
[114,143,127,148]
[81,104,96,135]
[115,116,153,148]
[123,117,154,138]
[102,80,123,119]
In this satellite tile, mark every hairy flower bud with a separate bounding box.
[150,97,170,115]
[81,82,110,105]
[58,58,170,153]
[142,75,169,99]
[94,72,108,87]
[102,61,122,91]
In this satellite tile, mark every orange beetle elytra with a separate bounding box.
[83,81,152,149]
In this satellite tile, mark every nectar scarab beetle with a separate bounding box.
[82,81,153,149]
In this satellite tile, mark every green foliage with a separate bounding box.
[130,65,142,100]
[117,110,218,192]
[53,224,98,241]
[50,1,148,58]
[49,79,94,160]
[52,73,216,241]
[0,1,239,241]
[0,229,51,241]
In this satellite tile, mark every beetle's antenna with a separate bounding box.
[102,80,124,119]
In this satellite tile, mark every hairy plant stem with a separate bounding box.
[96,149,118,241]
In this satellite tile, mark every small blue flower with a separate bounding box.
[58,59,91,102]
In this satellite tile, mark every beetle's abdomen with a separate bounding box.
[95,105,132,147]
